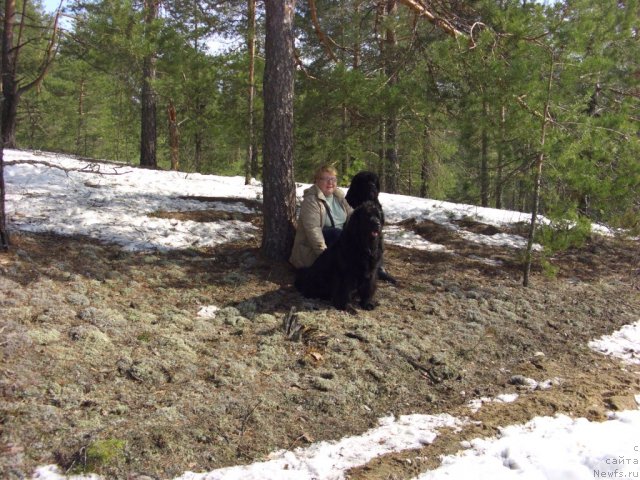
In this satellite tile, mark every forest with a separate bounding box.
[1,2,640,478]
[1,0,639,235]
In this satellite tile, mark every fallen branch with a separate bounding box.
[239,400,263,439]
[5,160,132,176]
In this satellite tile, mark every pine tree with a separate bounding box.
[2,0,60,148]
[140,0,160,168]
[261,0,297,261]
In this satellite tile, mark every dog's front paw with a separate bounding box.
[360,300,377,311]
[346,304,358,315]
[335,302,358,315]
[378,268,397,284]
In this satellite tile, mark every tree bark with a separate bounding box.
[167,100,180,171]
[377,120,386,190]
[261,0,297,261]
[480,99,489,207]
[0,146,8,250]
[383,0,399,194]
[1,0,16,249]
[76,77,87,155]
[140,0,159,168]
[385,116,399,193]
[420,124,431,198]
[194,129,202,172]
[245,0,257,185]
[495,104,506,209]
[2,0,19,149]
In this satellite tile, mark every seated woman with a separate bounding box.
[289,165,352,269]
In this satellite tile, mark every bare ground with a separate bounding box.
[1,204,639,479]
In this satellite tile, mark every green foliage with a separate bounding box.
[536,213,592,254]
[540,258,560,279]
[614,208,640,236]
[9,0,640,233]
[74,439,126,473]
[535,211,593,279]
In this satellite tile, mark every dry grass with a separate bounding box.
[1,214,639,479]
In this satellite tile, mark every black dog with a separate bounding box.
[346,171,397,284]
[295,201,383,311]
[346,171,383,213]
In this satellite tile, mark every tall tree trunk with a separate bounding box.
[1,0,16,249]
[420,124,431,198]
[383,0,399,194]
[352,1,361,69]
[385,114,400,193]
[523,53,555,287]
[480,98,490,207]
[261,0,297,261]
[2,0,19,149]
[495,105,505,209]
[167,100,180,171]
[0,146,8,250]
[140,0,158,168]
[341,105,349,175]
[194,129,202,172]
[75,76,86,155]
[245,0,257,184]
[385,116,399,192]
[377,121,386,190]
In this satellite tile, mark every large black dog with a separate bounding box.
[345,171,397,284]
[346,171,383,212]
[295,201,383,311]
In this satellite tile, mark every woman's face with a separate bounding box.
[316,171,338,197]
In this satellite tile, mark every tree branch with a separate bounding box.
[5,160,133,176]
[17,8,61,96]
[307,0,338,62]
[396,0,465,38]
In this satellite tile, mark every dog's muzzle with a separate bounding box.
[370,218,382,236]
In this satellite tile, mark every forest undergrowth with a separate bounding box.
[1,211,639,479]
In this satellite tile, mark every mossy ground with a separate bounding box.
[1,212,639,479]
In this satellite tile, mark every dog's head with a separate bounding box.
[346,171,380,208]
[345,201,383,244]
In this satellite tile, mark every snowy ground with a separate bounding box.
[3,150,639,480]
[4,150,540,253]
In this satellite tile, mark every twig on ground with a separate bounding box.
[5,159,132,176]
[238,400,263,440]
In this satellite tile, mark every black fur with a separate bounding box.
[346,171,397,284]
[295,201,383,311]
[345,171,384,223]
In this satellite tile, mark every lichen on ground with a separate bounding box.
[0,224,639,479]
